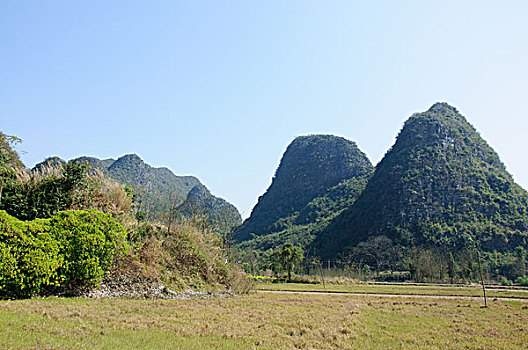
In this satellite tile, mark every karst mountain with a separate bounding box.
[313,103,528,259]
[234,134,373,251]
[36,154,241,224]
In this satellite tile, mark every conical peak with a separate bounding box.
[233,134,373,243]
[402,102,469,134]
[277,135,371,180]
[291,134,349,144]
[312,103,528,259]
[427,102,461,117]
[116,153,143,163]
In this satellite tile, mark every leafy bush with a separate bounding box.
[0,210,128,298]
[0,161,87,220]
[1,157,133,224]
[515,276,528,286]
[499,276,513,286]
[0,212,62,297]
[50,210,128,291]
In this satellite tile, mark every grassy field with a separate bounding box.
[255,282,528,300]
[1,289,527,349]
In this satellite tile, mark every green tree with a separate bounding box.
[447,251,458,284]
[516,238,527,278]
[0,132,23,205]
[0,159,87,220]
[270,243,304,280]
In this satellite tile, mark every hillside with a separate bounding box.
[33,154,242,224]
[234,135,373,251]
[176,183,242,230]
[1,133,249,298]
[77,154,201,201]
[313,103,528,259]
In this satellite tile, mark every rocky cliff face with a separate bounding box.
[313,103,528,258]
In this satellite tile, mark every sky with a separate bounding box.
[1,1,528,218]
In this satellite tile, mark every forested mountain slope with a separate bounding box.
[71,154,240,223]
[313,103,528,259]
[176,183,242,229]
[234,135,373,251]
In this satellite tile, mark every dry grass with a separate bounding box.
[255,282,528,300]
[71,169,133,217]
[1,292,527,349]
[127,222,252,293]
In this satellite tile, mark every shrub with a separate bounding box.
[0,161,87,221]
[0,212,63,298]
[1,160,133,223]
[499,276,513,286]
[50,210,128,291]
[515,276,528,286]
[0,209,128,298]
[161,222,230,289]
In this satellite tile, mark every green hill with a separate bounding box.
[77,154,201,200]
[31,153,241,229]
[313,103,528,259]
[176,183,242,230]
[234,135,373,251]
[73,154,241,224]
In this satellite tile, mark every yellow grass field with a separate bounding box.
[1,286,527,349]
[254,281,528,300]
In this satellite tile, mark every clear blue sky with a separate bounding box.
[2,1,527,218]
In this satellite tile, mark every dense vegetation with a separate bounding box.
[3,102,528,288]
[0,133,249,298]
[0,209,128,298]
[234,135,373,253]
[116,217,249,294]
[176,184,241,236]
[1,158,132,222]
[75,154,241,229]
[311,103,528,281]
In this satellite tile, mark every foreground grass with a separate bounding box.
[1,292,527,349]
[255,282,528,299]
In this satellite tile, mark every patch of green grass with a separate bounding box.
[0,293,527,349]
[254,282,528,299]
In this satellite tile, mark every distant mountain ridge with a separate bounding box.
[35,154,241,224]
[313,103,528,258]
[234,134,373,251]
[177,183,242,229]
[76,154,201,200]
